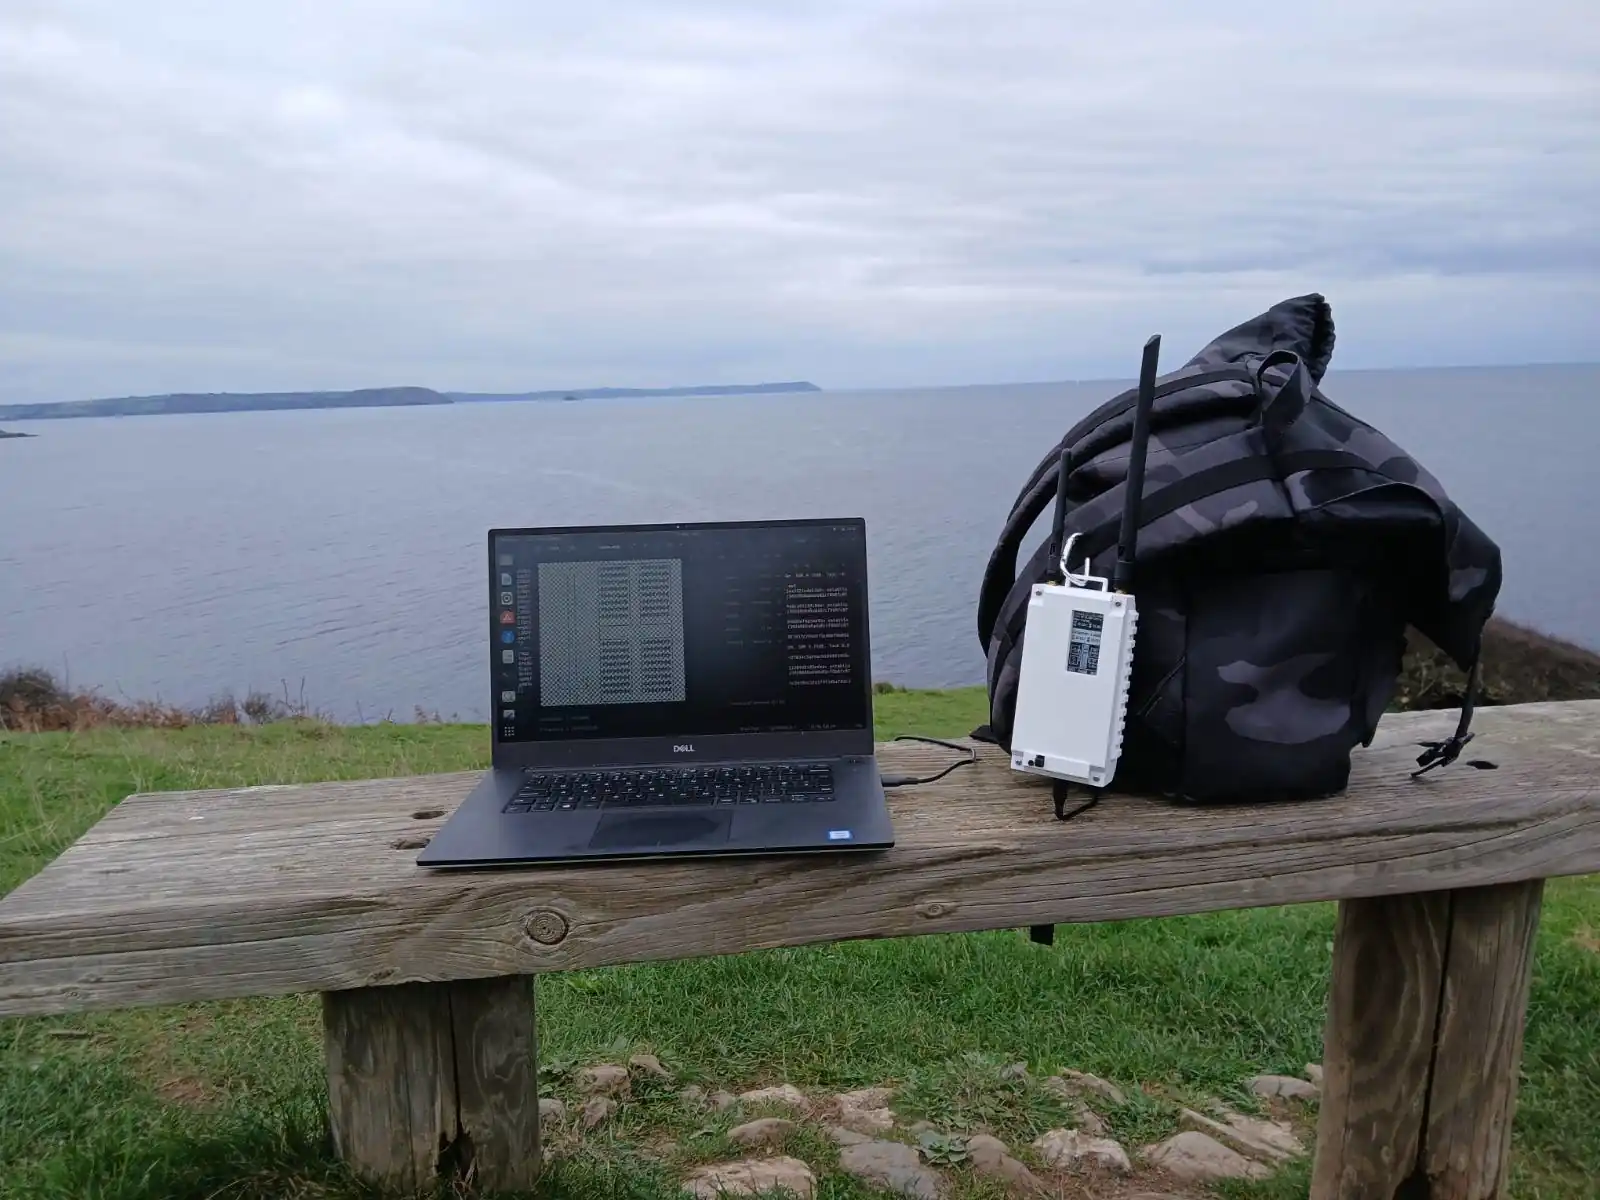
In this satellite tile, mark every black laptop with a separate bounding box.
[418,517,894,867]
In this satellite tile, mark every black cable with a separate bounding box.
[1052,779,1100,821]
[880,735,978,788]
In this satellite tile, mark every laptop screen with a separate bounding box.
[488,520,871,744]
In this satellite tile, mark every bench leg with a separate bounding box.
[322,974,539,1193]
[1312,879,1544,1200]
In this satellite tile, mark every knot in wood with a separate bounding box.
[524,909,569,945]
[917,899,955,919]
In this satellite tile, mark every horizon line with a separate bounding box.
[4,358,1598,413]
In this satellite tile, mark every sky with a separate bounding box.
[1,0,1596,404]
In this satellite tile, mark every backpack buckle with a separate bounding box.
[1410,659,1484,779]
[1412,731,1474,776]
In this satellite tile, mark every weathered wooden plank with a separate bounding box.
[447,975,540,1191]
[1,702,1596,1016]
[1311,891,1451,1198]
[324,975,537,1192]
[1311,878,1546,1199]
[323,981,458,1191]
[1419,879,1543,1200]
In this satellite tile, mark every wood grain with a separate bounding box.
[447,975,540,1192]
[1312,879,1547,1199]
[1420,880,1544,1200]
[1311,892,1450,1199]
[1,701,1597,1017]
[323,975,537,1192]
[323,981,457,1192]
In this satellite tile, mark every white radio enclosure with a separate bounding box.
[1009,578,1138,789]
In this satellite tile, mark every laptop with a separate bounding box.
[418,517,895,867]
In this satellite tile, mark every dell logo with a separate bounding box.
[672,744,695,753]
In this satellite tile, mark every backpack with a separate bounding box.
[974,293,1502,805]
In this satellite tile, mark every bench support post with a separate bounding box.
[1312,879,1544,1200]
[322,974,539,1193]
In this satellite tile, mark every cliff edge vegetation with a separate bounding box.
[3,616,1594,734]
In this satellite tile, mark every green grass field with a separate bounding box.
[2,688,1597,1199]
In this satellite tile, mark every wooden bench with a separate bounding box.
[3,699,1597,1198]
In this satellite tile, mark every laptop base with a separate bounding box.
[418,756,892,868]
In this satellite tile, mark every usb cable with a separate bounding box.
[879,735,978,788]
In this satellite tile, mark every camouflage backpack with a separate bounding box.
[974,293,1503,804]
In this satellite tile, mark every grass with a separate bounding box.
[2,689,1598,1199]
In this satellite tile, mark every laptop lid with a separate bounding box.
[487,518,875,770]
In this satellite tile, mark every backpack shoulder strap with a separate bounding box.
[977,457,1068,647]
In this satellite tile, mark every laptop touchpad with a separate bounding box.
[588,810,733,852]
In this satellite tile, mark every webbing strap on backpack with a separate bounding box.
[985,446,1416,714]
[1414,657,1484,775]
[976,365,1259,651]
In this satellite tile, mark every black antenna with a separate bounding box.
[1114,334,1161,594]
[1046,445,1072,583]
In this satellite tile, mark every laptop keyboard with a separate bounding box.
[502,763,836,813]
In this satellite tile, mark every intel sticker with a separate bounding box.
[828,829,853,841]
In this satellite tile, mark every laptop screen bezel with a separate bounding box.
[486,517,876,769]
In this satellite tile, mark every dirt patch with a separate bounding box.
[154,1074,218,1107]
[132,1009,226,1109]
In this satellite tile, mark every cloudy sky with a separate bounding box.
[2,0,1596,403]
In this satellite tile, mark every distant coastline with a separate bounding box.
[0,428,32,438]
[447,382,821,403]
[0,381,822,422]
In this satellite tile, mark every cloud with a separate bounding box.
[1,0,1596,401]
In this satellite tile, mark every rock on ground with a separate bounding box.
[834,1086,895,1134]
[682,1156,817,1199]
[710,1089,739,1111]
[965,1134,1046,1195]
[1143,1132,1272,1182]
[739,1084,809,1109]
[581,1095,616,1130]
[838,1138,946,1199]
[1073,1104,1110,1136]
[538,1097,566,1124]
[1247,1074,1319,1101]
[999,1062,1032,1082]
[1179,1108,1305,1162]
[827,1125,872,1147]
[577,1064,631,1096]
[837,1086,894,1106]
[1045,1070,1127,1106]
[728,1117,797,1148]
[1305,1063,1325,1088]
[1032,1129,1132,1173]
[629,1053,673,1080]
